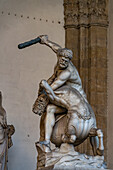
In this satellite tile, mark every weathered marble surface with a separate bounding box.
[0,92,15,170]
[36,143,107,170]
[0,139,8,170]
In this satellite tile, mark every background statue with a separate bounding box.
[0,91,15,169]
[0,91,7,144]
[0,91,15,148]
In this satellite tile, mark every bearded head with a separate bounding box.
[32,94,49,116]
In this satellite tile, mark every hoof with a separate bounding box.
[61,134,68,143]
[96,148,104,156]
[69,135,76,143]
[36,141,51,153]
[61,134,76,144]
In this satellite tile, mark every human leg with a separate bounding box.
[45,104,66,142]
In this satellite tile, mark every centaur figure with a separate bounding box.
[32,35,104,156]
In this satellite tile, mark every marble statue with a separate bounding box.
[0,91,15,168]
[0,91,7,144]
[18,35,106,169]
[32,35,103,152]
[0,91,15,148]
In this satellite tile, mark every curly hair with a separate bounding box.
[57,48,73,60]
[32,94,49,116]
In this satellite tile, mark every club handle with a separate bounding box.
[18,37,41,49]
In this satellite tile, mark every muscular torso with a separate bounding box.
[54,61,86,99]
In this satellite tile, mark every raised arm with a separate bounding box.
[39,35,62,53]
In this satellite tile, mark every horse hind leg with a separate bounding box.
[96,129,104,156]
[89,128,104,156]
[90,136,99,156]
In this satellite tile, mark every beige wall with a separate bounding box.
[108,0,113,169]
[0,1,64,170]
[1,0,113,169]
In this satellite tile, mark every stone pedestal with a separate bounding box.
[36,143,106,170]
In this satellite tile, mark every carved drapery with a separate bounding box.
[64,0,108,159]
[0,92,15,169]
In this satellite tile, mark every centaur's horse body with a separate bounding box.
[33,80,104,156]
[50,85,95,146]
[41,81,104,156]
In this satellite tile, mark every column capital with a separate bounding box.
[64,0,109,29]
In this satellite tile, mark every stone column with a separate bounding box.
[64,0,108,159]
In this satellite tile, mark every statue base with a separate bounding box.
[36,143,106,170]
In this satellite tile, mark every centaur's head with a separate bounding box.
[57,48,73,69]
[32,94,49,116]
